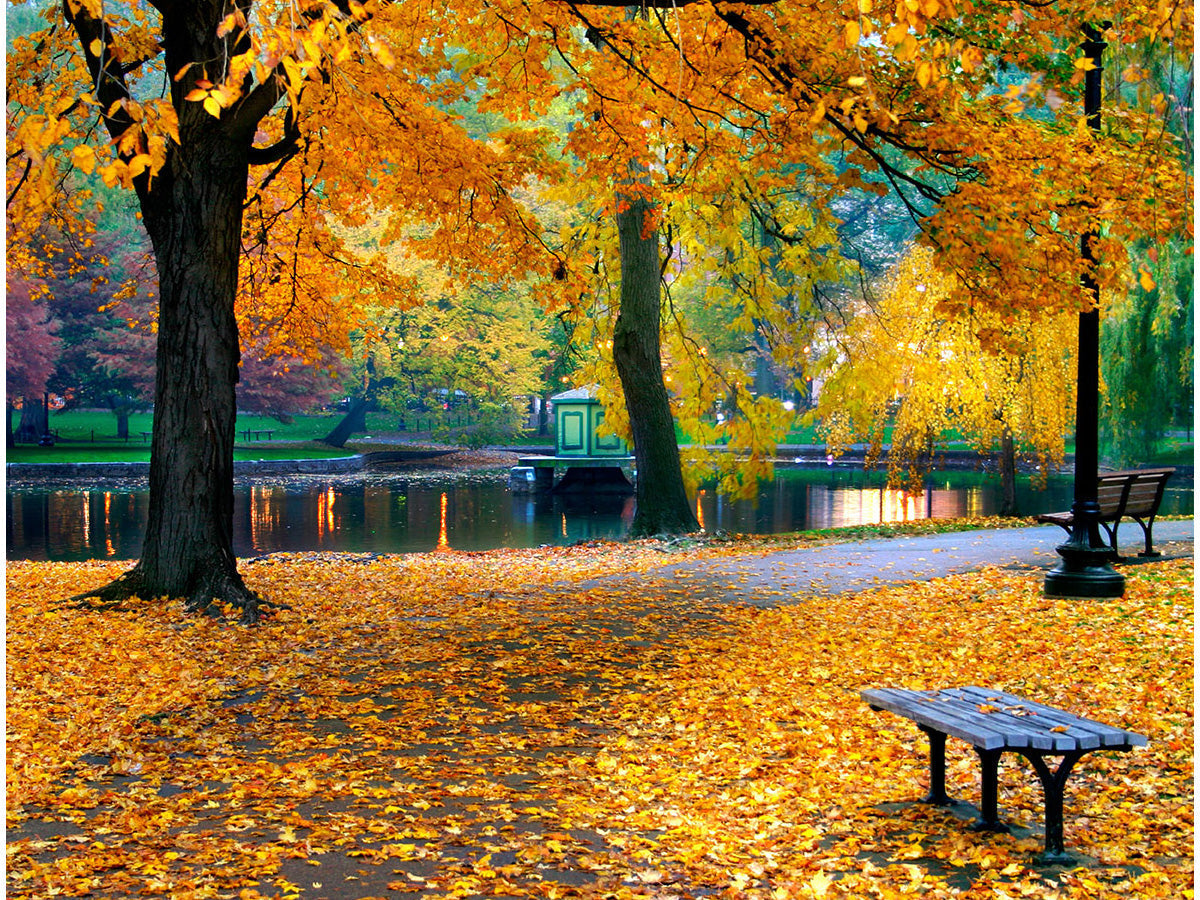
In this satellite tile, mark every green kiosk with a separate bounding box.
[512,387,634,492]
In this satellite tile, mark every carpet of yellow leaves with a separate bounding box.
[6,541,1193,899]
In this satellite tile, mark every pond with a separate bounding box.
[6,466,1193,562]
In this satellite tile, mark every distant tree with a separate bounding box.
[815,247,1077,515]
[322,233,556,447]
[237,343,346,423]
[27,236,159,436]
[1100,241,1194,465]
[6,279,62,446]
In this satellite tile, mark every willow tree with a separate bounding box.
[816,246,1078,515]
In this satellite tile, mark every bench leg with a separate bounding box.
[1019,750,1086,865]
[1099,519,1120,560]
[918,726,952,805]
[971,748,1009,833]
[1133,517,1160,557]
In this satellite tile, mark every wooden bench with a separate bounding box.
[861,686,1147,864]
[1037,467,1175,558]
[240,428,275,442]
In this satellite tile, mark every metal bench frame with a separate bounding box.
[862,686,1147,864]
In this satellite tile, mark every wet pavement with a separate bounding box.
[640,521,1195,604]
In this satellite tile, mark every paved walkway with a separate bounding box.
[641,520,1195,604]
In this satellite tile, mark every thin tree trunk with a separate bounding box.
[323,397,372,448]
[999,426,1018,517]
[614,192,699,537]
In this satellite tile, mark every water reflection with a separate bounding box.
[7,469,1192,562]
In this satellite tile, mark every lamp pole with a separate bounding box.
[1044,24,1125,598]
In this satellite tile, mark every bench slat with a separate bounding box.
[862,687,1147,753]
[864,688,1012,750]
[951,687,1142,748]
[932,692,1087,751]
[876,690,1075,751]
[953,687,1147,747]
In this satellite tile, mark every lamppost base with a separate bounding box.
[1044,543,1125,598]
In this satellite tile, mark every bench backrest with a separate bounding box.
[1095,468,1174,518]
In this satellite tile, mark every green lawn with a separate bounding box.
[11,408,482,445]
[10,407,1191,467]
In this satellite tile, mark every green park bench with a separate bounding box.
[861,686,1147,864]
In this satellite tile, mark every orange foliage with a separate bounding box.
[7,543,1193,898]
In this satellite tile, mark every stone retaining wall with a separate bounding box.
[6,455,365,481]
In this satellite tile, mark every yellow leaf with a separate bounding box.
[127,153,153,178]
[371,40,396,70]
[1138,267,1156,291]
[917,61,933,88]
[845,20,861,46]
[808,870,833,898]
[71,144,97,175]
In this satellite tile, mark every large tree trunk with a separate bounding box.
[74,125,265,619]
[614,193,699,537]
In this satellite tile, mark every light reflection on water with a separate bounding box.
[6,469,1192,562]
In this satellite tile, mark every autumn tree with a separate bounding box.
[34,237,159,438]
[815,246,1078,515]
[6,277,62,446]
[7,0,560,618]
[472,0,1188,535]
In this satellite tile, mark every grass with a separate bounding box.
[10,408,1192,467]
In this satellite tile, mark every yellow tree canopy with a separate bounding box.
[817,245,1078,490]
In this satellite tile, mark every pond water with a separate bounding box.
[6,467,1193,562]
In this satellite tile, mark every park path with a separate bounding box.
[618,520,1196,605]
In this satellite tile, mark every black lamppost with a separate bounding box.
[1044,24,1125,598]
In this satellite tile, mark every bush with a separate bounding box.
[440,402,522,449]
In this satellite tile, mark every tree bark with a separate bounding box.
[614,193,699,537]
[998,426,1018,517]
[73,118,267,619]
[115,409,131,441]
[16,396,45,443]
[322,397,372,448]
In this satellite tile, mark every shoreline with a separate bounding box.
[6,444,1193,486]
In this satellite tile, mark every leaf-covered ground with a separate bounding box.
[6,537,1193,899]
